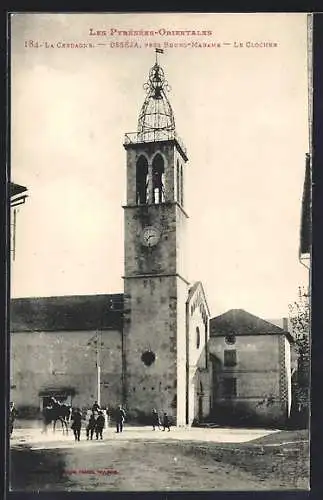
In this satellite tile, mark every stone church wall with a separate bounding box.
[123,142,190,425]
[124,203,178,278]
[123,276,179,421]
[176,277,188,426]
[187,285,211,425]
[10,329,122,414]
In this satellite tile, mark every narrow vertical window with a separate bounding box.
[136,156,148,205]
[176,160,180,203]
[180,165,184,206]
[152,154,165,204]
[196,326,201,349]
[205,321,208,369]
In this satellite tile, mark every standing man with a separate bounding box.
[71,408,82,441]
[95,411,105,440]
[9,402,18,436]
[86,411,97,440]
[92,400,100,413]
[116,405,126,433]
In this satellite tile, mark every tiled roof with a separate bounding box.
[10,294,124,332]
[210,309,293,342]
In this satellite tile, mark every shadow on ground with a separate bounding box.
[10,445,77,491]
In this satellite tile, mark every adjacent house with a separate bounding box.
[209,309,293,426]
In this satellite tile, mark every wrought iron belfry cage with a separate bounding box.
[124,53,188,160]
[137,62,175,142]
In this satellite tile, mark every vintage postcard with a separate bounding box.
[8,12,311,491]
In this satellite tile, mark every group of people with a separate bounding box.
[9,398,171,440]
[85,410,105,440]
[69,402,105,441]
[152,408,171,432]
[72,404,171,440]
[71,401,126,441]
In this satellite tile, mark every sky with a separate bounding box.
[10,13,310,319]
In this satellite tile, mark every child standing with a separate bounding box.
[162,412,170,432]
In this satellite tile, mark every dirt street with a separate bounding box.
[9,423,309,491]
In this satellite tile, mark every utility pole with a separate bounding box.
[96,330,102,407]
[88,297,125,407]
[88,330,102,407]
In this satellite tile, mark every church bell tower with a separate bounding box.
[123,53,189,425]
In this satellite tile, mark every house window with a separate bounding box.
[196,327,201,349]
[223,378,237,398]
[224,349,237,367]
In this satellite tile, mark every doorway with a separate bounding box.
[39,389,75,411]
[198,396,203,422]
[198,381,204,422]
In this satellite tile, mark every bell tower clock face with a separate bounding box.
[141,226,161,247]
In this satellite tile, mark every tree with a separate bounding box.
[288,286,310,420]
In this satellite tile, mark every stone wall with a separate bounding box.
[187,284,210,425]
[209,334,291,425]
[10,329,122,413]
[123,141,189,425]
[124,203,178,277]
[123,275,180,421]
[176,277,188,426]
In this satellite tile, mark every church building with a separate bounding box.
[10,55,211,427]
[10,54,292,427]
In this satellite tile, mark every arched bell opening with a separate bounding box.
[136,156,149,205]
[152,154,165,204]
